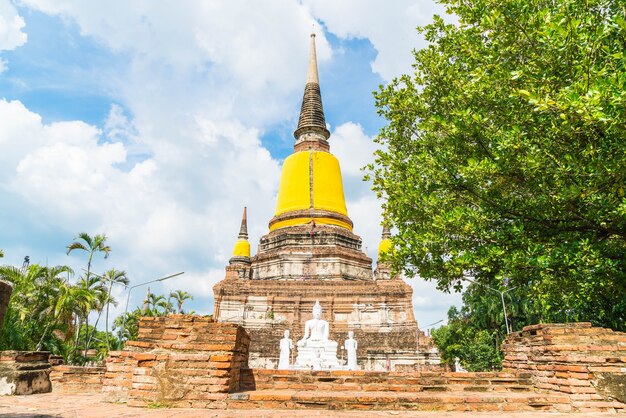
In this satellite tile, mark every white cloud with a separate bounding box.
[0,98,281,315]
[304,0,449,81]
[18,0,332,127]
[0,0,27,51]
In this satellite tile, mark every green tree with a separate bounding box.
[146,293,168,315]
[66,233,111,280]
[0,264,76,353]
[74,275,105,353]
[66,233,111,354]
[169,290,193,314]
[371,0,626,330]
[98,269,129,351]
[432,306,503,371]
[114,309,141,341]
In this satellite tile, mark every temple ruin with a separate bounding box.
[213,34,438,370]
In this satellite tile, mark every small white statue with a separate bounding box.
[454,357,467,372]
[298,301,330,346]
[344,331,358,370]
[278,330,293,369]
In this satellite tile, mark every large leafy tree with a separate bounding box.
[371,0,626,330]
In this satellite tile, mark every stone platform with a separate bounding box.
[230,369,574,413]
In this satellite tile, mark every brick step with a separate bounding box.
[226,390,572,412]
[250,382,535,393]
[240,370,534,393]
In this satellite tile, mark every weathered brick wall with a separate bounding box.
[103,315,250,408]
[50,365,105,393]
[502,323,626,413]
[0,351,51,395]
[103,350,139,402]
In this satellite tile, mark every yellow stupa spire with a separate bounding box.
[270,33,351,232]
[231,207,251,261]
[378,225,393,258]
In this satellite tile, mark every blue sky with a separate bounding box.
[0,0,461,331]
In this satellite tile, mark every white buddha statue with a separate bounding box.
[294,301,339,369]
[298,301,330,346]
[344,331,358,370]
[278,330,293,369]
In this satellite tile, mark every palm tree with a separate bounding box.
[74,274,106,355]
[98,269,129,351]
[147,293,168,315]
[66,232,111,282]
[0,264,76,352]
[36,268,88,351]
[66,233,111,356]
[0,249,4,258]
[169,290,193,313]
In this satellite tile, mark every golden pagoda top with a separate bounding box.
[270,33,351,232]
[378,225,393,257]
[230,207,251,261]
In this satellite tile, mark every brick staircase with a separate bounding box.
[226,369,572,412]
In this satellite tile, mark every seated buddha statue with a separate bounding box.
[294,301,339,369]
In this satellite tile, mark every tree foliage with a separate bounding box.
[431,306,503,371]
[371,0,626,330]
[0,237,196,363]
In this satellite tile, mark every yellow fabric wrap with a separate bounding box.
[232,239,250,257]
[312,151,348,215]
[275,151,311,215]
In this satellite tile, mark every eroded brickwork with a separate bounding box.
[103,315,250,408]
[502,322,626,413]
[0,351,51,395]
[50,365,105,393]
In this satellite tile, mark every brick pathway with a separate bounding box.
[0,393,620,417]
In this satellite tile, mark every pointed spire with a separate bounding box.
[230,206,251,265]
[143,287,151,313]
[294,33,330,143]
[306,33,319,84]
[378,224,393,259]
[238,207,248,240]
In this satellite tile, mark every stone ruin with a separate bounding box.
[0,351,51,396]
[11,315,617,413]
[503,322,626,411]
[102,315,249,408]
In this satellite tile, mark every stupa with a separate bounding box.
[213,34,436,370]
